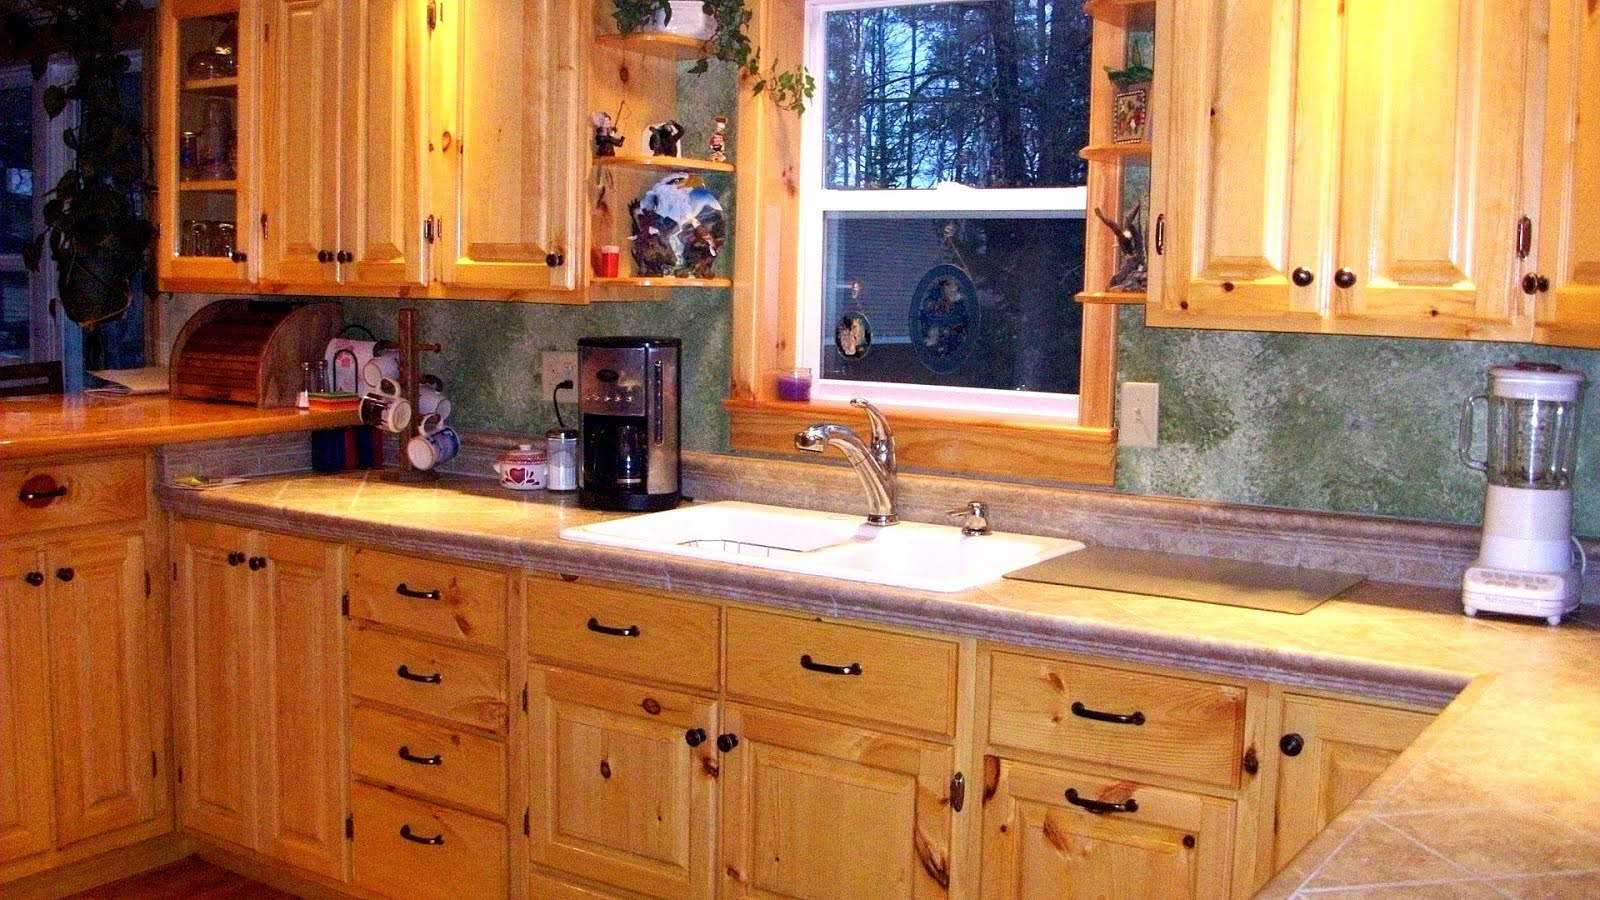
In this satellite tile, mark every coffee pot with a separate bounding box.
[577,337,681,511]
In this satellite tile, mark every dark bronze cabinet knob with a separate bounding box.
[317,250,333,263]
[248,556,267,571]
[1522,273,1551,294]
[227,551,245,566]
[1291,267,1314,287]
[231,251,248,263]
[716,733,739,753]
[684,728,707,747]
[545,252,564,268]
[55,567,74,582]
[24,571,44,587]
[1279,733,1305,757]
[337,250,353,264]
[1333,268,1357,289]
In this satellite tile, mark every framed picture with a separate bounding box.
[1111,84,1150,144]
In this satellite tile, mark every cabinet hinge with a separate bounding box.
[151,751,158,778]
[176,764,183,784]
[949,771,965,813]
[1516,215,1532,259]
[341,591,349,617]
[523,808,530,836]
[144,570,151,597]
[521,683,528,713]
[423,215,435,244]
[172,561,178,581]
[261,212,269,239]
[345,815,354,840]
[426,0,438,30]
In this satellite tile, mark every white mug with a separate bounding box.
[359,390,411,433]
[362,352,400,389]
[418,385,452,422]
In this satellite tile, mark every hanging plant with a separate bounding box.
[611,0,815,115]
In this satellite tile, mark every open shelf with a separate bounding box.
[596,154,735,174]
[181,76,238,95]
[595,32,712,61]
[1084,0,1155,17]
[1075,290,1147,304]
[177,179,239,192]
[1079,141,1152,161]
[591,276,732,288]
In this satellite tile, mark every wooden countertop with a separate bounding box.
[0,394,361,461]
[162,471,1600,899]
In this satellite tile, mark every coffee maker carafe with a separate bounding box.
[1458,362,1585,624]
[578,337,681,511]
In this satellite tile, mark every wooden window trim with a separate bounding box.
[726,0,1118,486]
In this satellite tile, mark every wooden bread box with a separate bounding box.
[169,299,343,407]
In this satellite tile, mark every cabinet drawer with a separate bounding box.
[351,705,506,818]
[987,651,1246,788]
[347,547,507,650]
[351,782,507,900]
[349,625,508,733]
[725,608,957,736]
[1,455,145,537]
[528,575,719,690]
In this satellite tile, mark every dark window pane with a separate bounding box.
[823,1,1092,189]
[1,271,29,358]
[1,83,33,256]
[820,212,1084,393]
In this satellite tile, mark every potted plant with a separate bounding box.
[5,0,155,332]
[611,0,815,114]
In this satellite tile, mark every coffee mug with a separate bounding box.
[360,379,411,433]
[406,415,460,470]
[418,385,452,422]
[362,352,400,389]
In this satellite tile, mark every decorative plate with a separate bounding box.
[908,264,978,373]
[628,172,725,278]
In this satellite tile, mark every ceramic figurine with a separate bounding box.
[1095,202,1147,293]
[591,111,625,157]
[647,119,685,157]
[707,115,728,162]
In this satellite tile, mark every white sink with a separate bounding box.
[560,501,1083,592]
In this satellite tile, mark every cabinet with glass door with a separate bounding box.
[157,0,257,291]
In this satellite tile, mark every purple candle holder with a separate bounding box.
[775,367,812,402]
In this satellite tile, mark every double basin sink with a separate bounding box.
[560,501,1082,593]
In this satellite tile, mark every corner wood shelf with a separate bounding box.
[1079,141,1151,161]
[1075,290,1146,304]
[594,32,713,61]
[595,155,734,174]
[591,276,732,288]
[177,179,240,192]
[181,76,239,95]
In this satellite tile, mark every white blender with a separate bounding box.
[1458,362,1586,624]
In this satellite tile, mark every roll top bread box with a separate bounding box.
[169,299,342,406]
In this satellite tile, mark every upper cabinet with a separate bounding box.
[1533,0,1600,348]
[1149,0,1535,341]
[157,0,260,292]
[257,0,426,291]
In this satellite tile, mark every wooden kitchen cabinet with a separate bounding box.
[1533,0,1600,348]
[1268,693,1433,872]
[172,519,347,881]
[980,758,1235,900]
[1150,0,1533,340]
[257,0,426,290]
[428,0,585,295]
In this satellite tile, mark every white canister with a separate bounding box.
[494,444,547,491]
[545,428,578,492]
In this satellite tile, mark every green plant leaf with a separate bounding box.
[42,85,67,119]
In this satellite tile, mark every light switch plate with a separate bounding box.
[541,351,578,390]
[1119,382,1159,448]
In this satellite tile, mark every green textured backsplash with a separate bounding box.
[1115,306,1600,535]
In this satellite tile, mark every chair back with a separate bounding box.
[0,361,66,397]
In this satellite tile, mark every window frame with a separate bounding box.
[725,0,1119,485]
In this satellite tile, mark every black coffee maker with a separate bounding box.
[577,337,681,511]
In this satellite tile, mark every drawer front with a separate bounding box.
[347,547,507,650]
[351,782,507,900]
[528,575,720,691]
[988,651,1246,788]
[351,705,506,817]
[725,607,957,736]
[1,455,145,536]
[349,625,508,733]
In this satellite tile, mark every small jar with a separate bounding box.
[545,428,578,492]
[494,444,547,491]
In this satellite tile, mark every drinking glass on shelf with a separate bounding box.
[178,131,199,180]
[215,222,236,259]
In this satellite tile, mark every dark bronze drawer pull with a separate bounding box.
[1065,787,1138,815]
[586,617,640,638]
[396,665,442,684]
[398,745,443,766]
[396,583,441,600]
[799,654,861,676]
[399,823,444,845]
[17,484,68,504]
[1070,701,1145,726]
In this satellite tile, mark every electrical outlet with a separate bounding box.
[1119,382,1160,448]
[541,351,578,390]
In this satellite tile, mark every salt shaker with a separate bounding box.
[545,428,578,491]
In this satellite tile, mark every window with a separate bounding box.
[799,0,1092,419]
[1,69,36,363]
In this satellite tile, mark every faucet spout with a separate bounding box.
[794,400,898,526]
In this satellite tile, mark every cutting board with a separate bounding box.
[1004,546,1363,614]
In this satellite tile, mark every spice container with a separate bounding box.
[545,428,578,491]
[494,444,547,491]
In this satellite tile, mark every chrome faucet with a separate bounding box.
[794,398,898,526]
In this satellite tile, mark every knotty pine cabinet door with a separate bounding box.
[430,0,583,294]
[1533,0,1600,348]
[526,666,718,899]
[717,704,956,899]
[258,0,425,290]
[0,545,58,863]
[1151,0,1532,340]
[980,758,1234,900]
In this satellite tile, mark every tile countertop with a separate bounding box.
[160,472,1600,899]
[0,393,360,461]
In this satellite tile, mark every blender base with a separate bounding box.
[1462,565,1579,625]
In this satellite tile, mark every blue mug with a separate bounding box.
[406,415,460,470]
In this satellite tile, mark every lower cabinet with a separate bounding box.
[171,519,347,880]
[350,782,507,899]
[0,530,156,869]
[1269,693,1434,870]
[979,758,1234,900]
